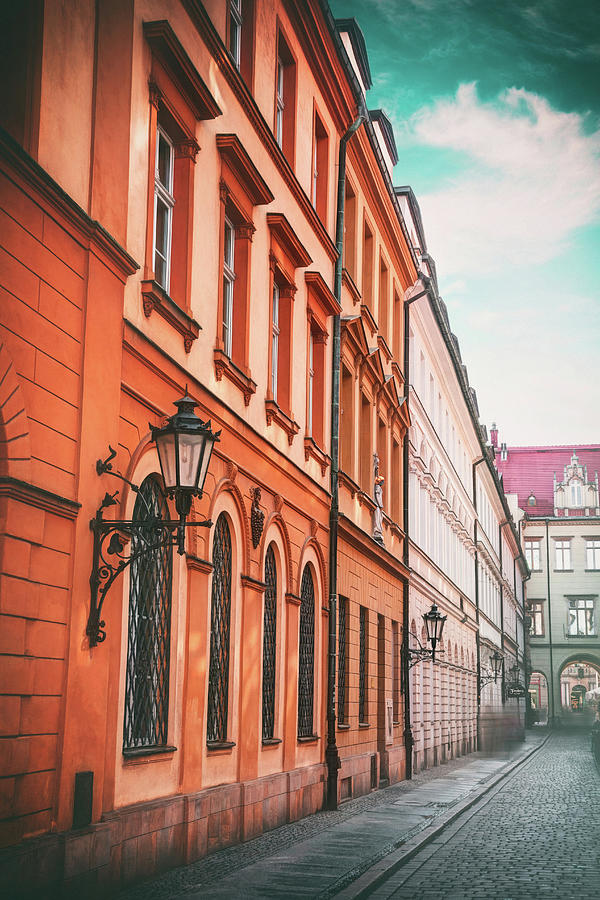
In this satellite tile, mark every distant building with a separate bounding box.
[494,435,600,725]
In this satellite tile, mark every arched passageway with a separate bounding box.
[559,661,600,726]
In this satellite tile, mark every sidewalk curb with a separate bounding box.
[331,734,551,899]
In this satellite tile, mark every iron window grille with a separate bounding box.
[262,544,277,740]
[298,566,315,738]
[338,596,348,725]
[123,477,172,752]
[359,606,367,723]
[207,515,232,743]
[392,620,400,721]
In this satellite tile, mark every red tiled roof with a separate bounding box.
[495,445,600,516]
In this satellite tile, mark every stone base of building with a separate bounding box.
[338,746,407,803]
[413,735,476,775]
[0,763,327,898]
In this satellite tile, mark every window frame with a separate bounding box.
[555,539,572,571]
[123,476,173,754]
[153,126,175,294]
[524,539,542,572]
[273,26,296,163]
[297,565,316,739]
[207,514,234,746]
[222,215,236,358]
[228,0,243,69]
[359,605,368,724]
[586,538,600,570]
[528,600,545,637]
[262,543,278,742]
[567,597,595,636]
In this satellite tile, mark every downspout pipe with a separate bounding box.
[327,106,366,812]
[544,518,555,727]
[401,273,432,780]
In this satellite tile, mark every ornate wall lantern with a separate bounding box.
[408,602,447,667]
[87,392,220,647]
[506,662,527,698]
[480,649,504,687]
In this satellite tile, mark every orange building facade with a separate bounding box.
[0,2,419,894]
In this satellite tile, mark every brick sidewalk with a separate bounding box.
[118,731,547,899]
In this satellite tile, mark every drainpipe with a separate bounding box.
[327,106,366,812]
[544,518,556,727]
[401,274,431,780]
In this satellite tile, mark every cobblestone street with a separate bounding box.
[115,729,600,899]
[368,731,600,900]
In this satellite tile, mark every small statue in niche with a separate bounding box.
[250,487,265,549]
[373,453,385,546]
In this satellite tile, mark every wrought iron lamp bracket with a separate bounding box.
[480,670,500,688]
[87,486,211,648]
[407,631,444,668]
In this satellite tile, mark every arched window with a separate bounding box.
[297,566,315,738]
[207,515,232,743]
[123,476,172,751]
[569,480,582,507]
[262,544,277,741]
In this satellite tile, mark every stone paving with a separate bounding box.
[367,730,600,900]
[118,732,547,899]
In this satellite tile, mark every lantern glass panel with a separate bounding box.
[155,431,178,491]
[177,432,204,490]
[197,431,217,495]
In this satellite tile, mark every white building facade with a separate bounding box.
[398,189,527,769]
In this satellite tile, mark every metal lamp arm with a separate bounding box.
[87,504,211,647]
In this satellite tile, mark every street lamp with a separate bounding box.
[87,392,220,646]
[408,602,447,667]
[506,662,527,698]
[480,649,504,687]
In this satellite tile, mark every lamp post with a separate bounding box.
[87,392,220,646]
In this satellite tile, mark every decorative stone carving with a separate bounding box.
[273,493,283,513]
[250,487,265,549]
[225,460,238,483]
[372,452,385,547]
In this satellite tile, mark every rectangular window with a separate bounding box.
[343,180,357,279]
[338,597,349,725]
[311,109,328,221]
[379,255,389,341]
[222,217,235,357]
[360,393,371,492]
[154,127,175,292]
[568,598,595,636]
[228,0,242,68]
[391,437,400,523]
[307,330,314,436]
[274,30,295,161]
[392,288,402,362]
[340,363,354,476]
[528,601,544,637]
[525,539,541,571]
[271,281,280,401]
[586,539,600,570]
[392,620,400,722]
[555,539,571,570]
[359,606,368,723]
[362,218,374,308]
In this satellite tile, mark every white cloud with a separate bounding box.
[409,83,600,276]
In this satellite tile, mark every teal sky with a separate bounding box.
[331,0,600,446]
